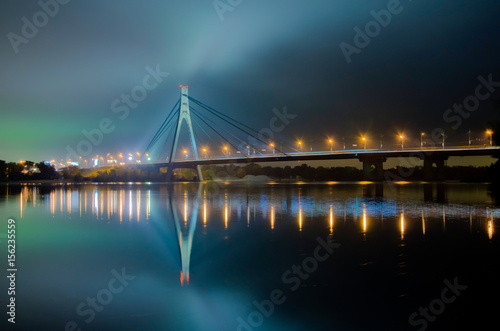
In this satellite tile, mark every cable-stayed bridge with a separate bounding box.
[139,86,500,180]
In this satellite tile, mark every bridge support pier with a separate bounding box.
[421,156,448,180]
[359,157,386,181]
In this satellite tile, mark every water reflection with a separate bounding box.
[3,182,499,287]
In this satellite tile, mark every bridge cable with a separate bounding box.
[189,108,246,158]
[143,98,180,155]
[191,115,219,148]
[189,97,287,155]
[190,106,261,156]
[147,101,181,150]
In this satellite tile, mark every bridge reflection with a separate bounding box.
[5,182,498,285]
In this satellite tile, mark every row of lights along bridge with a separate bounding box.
[60,129,494,168]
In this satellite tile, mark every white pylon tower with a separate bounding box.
[168,85,203,180]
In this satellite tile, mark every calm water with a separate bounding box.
[0,182,499,331]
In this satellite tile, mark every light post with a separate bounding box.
[298,141,302,153]
[487,130,493,146]
[329,139,333,151]
[420,132,425,148]
[468,130,471,148]
[400,135,404,150]
[362,137,366,150]
[202,147,208,158]
[183,149,188,159]
[224,146,228,158]
[441,132,445,149]
[342,137,345,150]
[270,143,275,155]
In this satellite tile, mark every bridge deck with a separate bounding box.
[141,146,500,168]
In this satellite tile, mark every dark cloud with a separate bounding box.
[1,0,499,162]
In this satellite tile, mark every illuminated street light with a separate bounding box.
[224,146,229,158]
[183,149,188,159]
[400,135,404,150]
[270,143,275,154]
[202,147,208,158]
[420,132,425,148]
[298,140,302,153]
[361,137,366,150]
[486,130,493,146]
[328,138,333,151]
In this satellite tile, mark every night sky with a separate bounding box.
[1,0,499,163]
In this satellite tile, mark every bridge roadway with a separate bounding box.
[143,146,500,168]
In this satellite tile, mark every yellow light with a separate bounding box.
[183,150,187,154]
[488,220,493,240]
[270,143,274,147]
[400,212,405,239]
[400,135,403,139]
[362,137,366,141]
[299,208,302,231]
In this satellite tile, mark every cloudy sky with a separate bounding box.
[1,0,499,163]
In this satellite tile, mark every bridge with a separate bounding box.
[138,86,499,181]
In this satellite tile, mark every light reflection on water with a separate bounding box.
[0,182,499,330]
[5,183,497,241]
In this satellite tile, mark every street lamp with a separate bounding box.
[486,130,493,146]
[441,132,445,149]
[420,132,425,148]
[400,135,404,150]
[202,147,208,158]
[362,137,366,150]
[224,146,228,158]
[328,139,333,151]
[183,149,188,159]
[270,143,275,154]
[298,140,302,153]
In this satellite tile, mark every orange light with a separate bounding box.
[179,85,183,88]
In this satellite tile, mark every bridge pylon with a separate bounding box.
[167,86,203,181]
